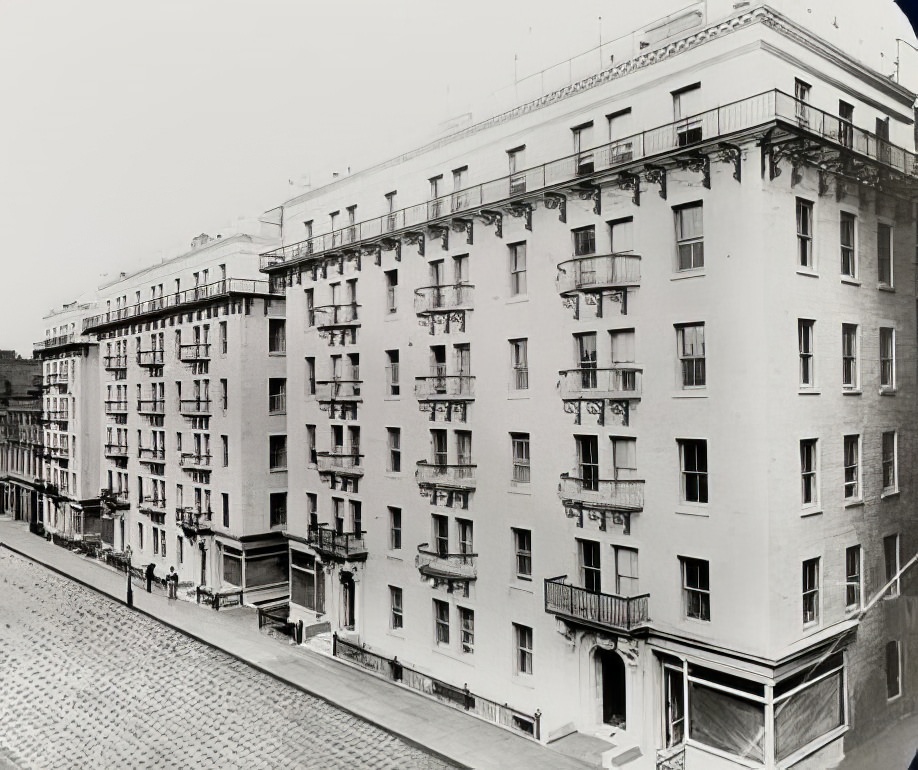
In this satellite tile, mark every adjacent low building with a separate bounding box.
[0,351,43,526]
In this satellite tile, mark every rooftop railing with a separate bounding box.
[83,279,274,333]
[544,576,649,632]
[33,333,76,352]
[261,90,917,272]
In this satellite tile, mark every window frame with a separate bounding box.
[514,623,534,675]
[511,433,531,484]
[681,557,710,621]
[877,221,893,287]
[678,438,708,504]
[800,438,818,508]
[841,324,858,390]
[387,427,402,473]
[884,534,900,599]
[513,528,532,580]
[879,327,895,391]
[845,545,862,612]
[676,323,706,389]
[389,506,402,550]
[797,198,814,270]
[674,202,704,271]
[459,606,474,653]
[798,319,815,388]
[882,430,898,494]
[886,640,901,700]
[390,586,404,630]
[434,599,450,645]
[840,211,857,279]
[843,434,860,501]
[802,557,820,626]
[509,241,527,296]
[510,338,529,390]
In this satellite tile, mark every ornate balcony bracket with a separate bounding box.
[675,152,711,189]
[563,502,632,535]
[560,293,581,320]
[358,243,382,267]
[561,397,630,427]
[644,165,667,199]
[418,400,468,423]
[317,401,358,420]
[818,169,831,196]
[427,223,450,250]
[380,237,402,262]
[474,209,503,238]
[403,231,426,256]
[572,182,601,215]
[614,172,638,206]
[717,142,742,183]
[543,192,567,223]
[505,202,532,231]
[420,310,467,336]
[450,217,473,245]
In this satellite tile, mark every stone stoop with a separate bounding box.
[303,629,333,655]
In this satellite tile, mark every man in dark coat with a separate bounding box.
[145,562,155,593]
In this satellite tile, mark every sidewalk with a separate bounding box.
[0,518,593,770]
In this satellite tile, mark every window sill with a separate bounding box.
[878,284,895,293]
[796,268,819,278]
[506,295,529,304]
[268,352,287,357]
[384,395,401,401]
[507,391,530,400]
[798,388,820,395]
[386,554,403,562]
[386,630,405,640]
[800,508,823,518]
[881,489,900,500]
[840,277,860,286]
[842,389,862,396]
[510,582,534,595]
[672,391,707,399]
[384,472,403,479]
[510,675,536,690]
[675,507,709,518]
[879,387,897,396]
[269,468,288,474]
[843,498,864,509]
[671,269,706,281]
[508,485,531,495]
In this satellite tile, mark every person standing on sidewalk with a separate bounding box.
[145,562,155,593]
[167,566,178,599]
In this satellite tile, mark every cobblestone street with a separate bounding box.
[0,550,456,770]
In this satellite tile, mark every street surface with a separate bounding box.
[0,550,455,770]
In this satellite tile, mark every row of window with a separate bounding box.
[799,321,896,391]
[801,432,898,507]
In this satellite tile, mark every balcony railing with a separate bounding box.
[179,399,212,415]
[137,399,166,415]
[268,393,287,414]
[556,254,641,294]
[416,461,477,490]
[558,473,644,511]
[136,350,164,367]
[313,303,360,328]
[558,368,642,400]
[415,375,475,400]
[180,453,212,469]
[47,410,70,422]
[49,445,70,459]
[544,576,649,632]
[416,544,477,581]
[104,443,129,458]
[307,525,368,561]
[44,373,69,387]
[138,447,166,462]
[103,355,128,370]
[176,507,213,533]
[83,279,274,333]
[316,451,363,476]
[104,400,129,414]
[262,89,918,273]
[414,284,475,315]
[139,498,168,513]
[100,488,130,509]
[33,333,76,352]
[178,343,211,362]
[315,379,362,402]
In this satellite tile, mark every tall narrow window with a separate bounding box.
[511,433,530,484]
[514,624,533,674]
[674,204,704,270]
[434,600,450,645]
[221,435,228,467]
[385,269,398,313]
[576,435,599,492]
[387,428,401,473]
[884,534,900,598]
[676,324,705,388]
[510,339,528,390]
[681,557,710,620]
[845,546,862,611]
[432,514,449,557]
[838,100,854,148]
[269,435,287,471]
[800,439,818,507]
[269,492,287,528]
[797,199,814,269]
[841,324,858,389]
[572,122,594,173]
[840,212,856,278]
[678,439,708,504]
[877,223,893,287]
[509,242,527,296]
[386,350,400,396]
[268,318,286,354]
[886,641,901,699]
[459,607,474,653]
[880,328,895,390]
[802,558,820,625]
[219,321,227,354]
[390,586,403,630]
[513,528,532,579]
[389,507,402,550]
[882,431,897,493]
[843,435,859,499]
[673,84,702,145]
[798,319,815,387]
[795,78,811,125]
[614,546,639,596]
[222,493,229,528]
[579,539,601,593]
[306,424,317,466]
[508,146,526,193]
[608,108,634,162]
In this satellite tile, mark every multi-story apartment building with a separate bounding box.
[77,231,288,601]
[0,351,43,526]
[259,2,918,768]
[34,301,102,542]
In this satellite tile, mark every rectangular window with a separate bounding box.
[385,269,398,313]
[880,327,895,390]
[572,122,594,173]
[138,522,143,550]
[390,586,403,630]
[798,319,815,387]
[795,78,811,125]
[269,435,287,471]
[842,324,858,389]
[386,350,400,396]
[840,212,856,278]
[269,492,287,528]
[434,599,450,645]
[843,434,859,499]
[845,545,862,611]
[306,425,316,465]
[513,528,532,579]
[614,546,639,596]
[268,378,286,415]
[387,428,401,473]
[511,433,530,484]
[579,539,601,593]
[432,514,449,557]
[681,557,710,621]
[572,225,596,256]
[878,223,893,286]
[800,439,818,507]
[673,84,702,144]
[306,493,318,530]
[514,623,533,674]
[608,108,634,162]
[389,507,402,550]
[457,519,473,555]
[509,242,527,296]
[459,607,474,653]
[797,198,814,269]
[676,323,705,388]
[508,146,526,193]
[881,431,897,493]
[678,439,708,504]
[886,640,901,699]
[510,339,528,390]
[674,204,704,270]
[802,558,820,625]
[153,527,159,555]
[220,379,228,410]
[222,493,229,528]
[219,321,227,354]
[838,100,854,147]
[268,318,286,354]
[177,536,183,564]
[306,357,316,395]
[884,534,900,598]
[576,435,599,492]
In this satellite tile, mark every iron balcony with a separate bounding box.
[103,355,128,371]
[136,350,164,367]
[104,400,129,414]
[307,525,368,562]
[558,473,644,511]
[415,544,477,581]
[414,375,476,400]
[416,461,477,490]
[179,399,212,416]
[136,399,166,415]
[313,303,360,329]
[544,576,650,633]
[100,488,130,509]
[414,284,475,315]
[558,367,642,400]
[104,443,129,458]
[315,450,363,477]
[178,343,211,362]
[556,254,641,295]
[176,507,213,534]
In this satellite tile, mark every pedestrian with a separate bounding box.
[145,562,155,593]
[168,566,178,599]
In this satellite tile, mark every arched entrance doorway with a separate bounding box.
[596,647,627,728]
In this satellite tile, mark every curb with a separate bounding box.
[0,540,471,770]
